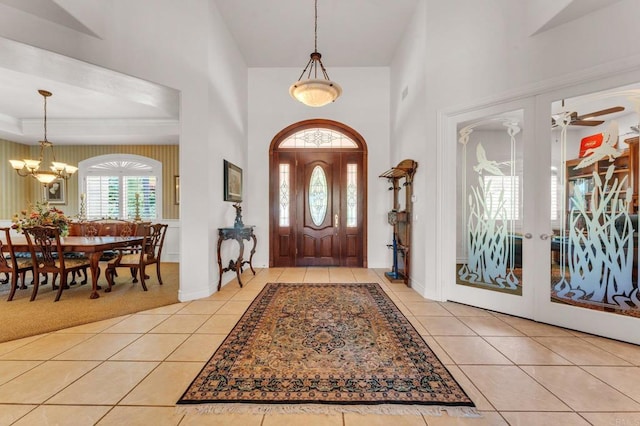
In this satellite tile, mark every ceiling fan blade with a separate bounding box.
[571,119,605,126]
[576,106,624,120]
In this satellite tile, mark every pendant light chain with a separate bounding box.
[314,0,318,53]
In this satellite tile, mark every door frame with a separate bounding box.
[268,119,368,268]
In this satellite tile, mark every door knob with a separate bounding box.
[540,233,553,240]
[524,233,532,239]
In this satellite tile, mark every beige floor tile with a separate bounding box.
[120,361,203,406]
[404,301,452,316]
[534,337,631,365]
[351,268,383,282]
[53,333,141,360]
[422,336,455,365]
[262,413,344,426]
[54,315,129,334]
[426,411,507,425]
[149,314,210,333]
[343,413,427,426]
[0,404,37,425]
[0,360,99,403]
[141,303,189,315]
[328,268,356,282]
[96,406,184,426]
[0,333,93,361]
[109,333,189,361]
[445,365,494,411]
[48,361,158,405]
[279,269,307,282]
[394,291,429,303]
[406,316,430,335]
[582,366,640,402]
[102,314,171,333]
[196,314,242,334]
[580,412,640,426]
[460,365,569,411]
[12,405,110,426]
[458,317,523,337]
[230,288,264,300]
[500,316,573,337]
[484,337,572,365]
[177,300,226,314]
[166,333,226,361]
[417,317,476,336]
[500,412,590,426]
[181,412,265,426]
[0,334,45,356]
[583,337,640,366]
[304,268,330,282]
[434,337,512,365]
[216,300,253,315]
[520,365,640,411]
[439,302,493,317]
[0,360,42,385]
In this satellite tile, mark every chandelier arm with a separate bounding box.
[297,57,314,81]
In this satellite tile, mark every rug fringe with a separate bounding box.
[178,403,482,418]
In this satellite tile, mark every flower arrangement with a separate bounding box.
[12,201,71,236]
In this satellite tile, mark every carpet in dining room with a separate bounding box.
[178,282,477,417]
[0,262,179,343]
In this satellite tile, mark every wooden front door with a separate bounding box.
[269,120,367,268]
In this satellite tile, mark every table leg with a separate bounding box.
[248,233,257,275]
[88,252,103,299]
[217,236,224,291]
[236,238,245,288]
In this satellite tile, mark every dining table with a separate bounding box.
[1,235,144,299]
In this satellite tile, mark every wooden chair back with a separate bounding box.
[141,223,169,262]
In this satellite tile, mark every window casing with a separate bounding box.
[79,154,162,220]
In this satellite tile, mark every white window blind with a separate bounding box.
[483,175,520,221]
[81,155,161,220]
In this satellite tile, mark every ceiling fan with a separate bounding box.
[551,102,625,128]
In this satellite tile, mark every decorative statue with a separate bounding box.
[233,202,244,228]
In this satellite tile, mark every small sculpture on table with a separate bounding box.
[233,203,244,228]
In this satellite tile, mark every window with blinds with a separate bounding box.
[81,156,161,220]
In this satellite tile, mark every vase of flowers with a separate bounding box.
[12,201,71,236]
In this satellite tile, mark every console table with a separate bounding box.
[216,226,257,291]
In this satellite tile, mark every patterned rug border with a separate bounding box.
[177,282,477,413]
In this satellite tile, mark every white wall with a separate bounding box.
[389,0,640,299]
[0,0,249,300]
[247,67,391,269]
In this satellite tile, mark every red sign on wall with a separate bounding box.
[578,133,604,158]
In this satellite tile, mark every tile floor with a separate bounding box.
[1,268,639,425]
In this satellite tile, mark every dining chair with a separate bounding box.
[23,226,91,302]
[1,227,34,301]
[105,223,168,292]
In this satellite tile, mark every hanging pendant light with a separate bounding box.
[289,0,342,107]
[8,90,77,185]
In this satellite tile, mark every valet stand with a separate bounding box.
[379,159,418,286]
[216,203,257,291]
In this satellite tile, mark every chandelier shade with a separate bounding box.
[289,0,341,107]
[9,90,77,184]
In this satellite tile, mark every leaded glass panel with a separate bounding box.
[347,163,357,227]
[279,163,290,227]
[280,128,357,149]
[309,165,328,226]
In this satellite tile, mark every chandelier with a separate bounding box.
[9,90,77,184]
[289,0,342,107]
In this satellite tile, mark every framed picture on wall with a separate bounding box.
[224,160,242,202]
[43,177,66,205]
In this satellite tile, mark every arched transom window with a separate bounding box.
[79,154,162,220]
[279,128,358,149]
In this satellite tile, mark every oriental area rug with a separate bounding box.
[178,282,477,417]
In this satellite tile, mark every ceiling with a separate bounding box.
[0,0,636,146]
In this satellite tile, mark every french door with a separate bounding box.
[445,71,640,345]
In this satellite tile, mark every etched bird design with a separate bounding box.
[473,143,504,175]
[575,121,621,169]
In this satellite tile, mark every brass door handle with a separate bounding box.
[334,214,339,228]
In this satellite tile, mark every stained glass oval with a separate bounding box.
[309,165,328,226]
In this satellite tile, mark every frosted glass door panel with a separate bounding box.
[457,113,524,296]
[551,87,640,318]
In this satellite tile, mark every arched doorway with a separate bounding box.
[269,119,368,267]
